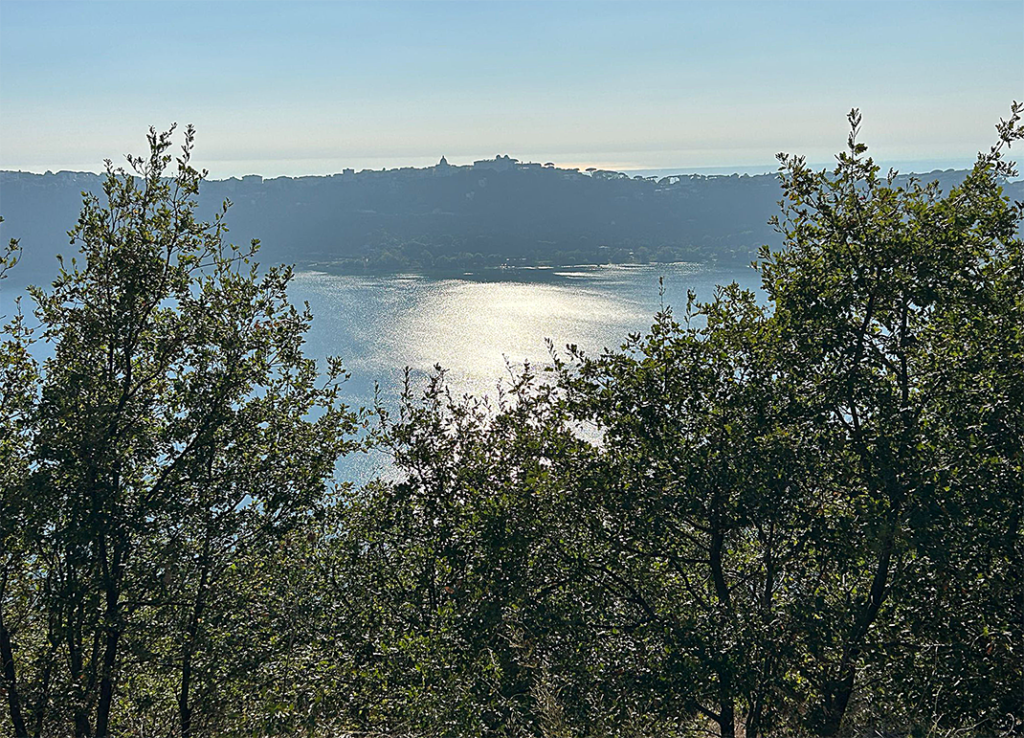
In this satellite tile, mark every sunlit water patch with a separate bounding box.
[2,262,764,484]
[291,262,763,407]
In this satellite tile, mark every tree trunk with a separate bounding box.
[0,607,28,738]
[95,536,127,738]
[30,637,55,738]
[709,521,736,738]
[180,536,212,738]
[68,614,92,738]
[719,695,736,738]
[814,518,896,735]
[94,628,121,738]
[818,668,855,736]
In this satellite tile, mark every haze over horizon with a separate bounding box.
[1,0,1021,179]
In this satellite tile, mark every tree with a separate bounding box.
[0,127,357,737]
[554,286,820,738]
[1,224,40,738]
[556,104,1024,736]
[761,105,1024,734]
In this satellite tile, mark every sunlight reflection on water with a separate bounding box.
[1,262,764,485]
[386,279,647,395]
[291,262,763,408]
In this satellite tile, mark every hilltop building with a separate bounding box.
[473,154,517,172]
[433,156,455,176]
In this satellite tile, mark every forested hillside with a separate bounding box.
[4,158,1020,284]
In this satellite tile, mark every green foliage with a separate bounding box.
[3,105,1022,738]
[0,127,357,737]
[760,106,1023,735]
[316,367,592,736]
[1,223,40,738]
[325,104,1024,738]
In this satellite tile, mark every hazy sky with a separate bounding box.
[1,0,1021,178]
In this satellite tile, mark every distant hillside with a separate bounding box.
[2,159,1020,283]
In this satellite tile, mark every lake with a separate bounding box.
[1,261,764,482]
[292,262,762,404]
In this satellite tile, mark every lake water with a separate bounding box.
[291,263,762,407]
[1,262,764,482]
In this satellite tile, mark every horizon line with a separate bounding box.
[0,155,985,182]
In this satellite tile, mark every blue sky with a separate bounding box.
[1,0,1021,178]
